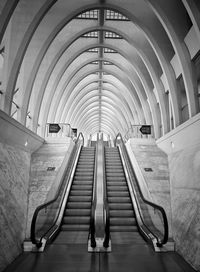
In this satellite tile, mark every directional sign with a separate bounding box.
[139,125,151,135]
[72,128,77,137]
[49,123,61,133]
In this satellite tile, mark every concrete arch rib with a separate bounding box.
[79,116,119,137]
[64,88,132,127]
[49,64,144,124]
[147,0,199,118]
[182,0,200,45]
[74,110,120,137]
[36,41,157,136]
[3,0,59,114]
[74,106,125,132]
[70,100,127,132]
[33,26,162,133]
[38,44,144,131]
[0,0,20,44]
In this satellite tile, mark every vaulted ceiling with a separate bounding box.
[0,0,200,140]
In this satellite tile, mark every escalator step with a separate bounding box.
[68,196,92,202]
[62,216,90,224]
[110,217,136,226]
[70,190,92,196]
[71,185,92,190]
[61,224,89,231]
[108,196,131,203]
[110,210,134,217]
[65,209,91,216]
[110,225,138,232]
[109,203,133,210]
[107,191,129,197]
[67,202,91,209]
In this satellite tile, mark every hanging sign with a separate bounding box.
[139,125,151,135]
[49,123,61,133]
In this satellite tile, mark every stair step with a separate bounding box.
[107,191,129,197]
[70,190,92,196]
[67,202,91,209]
[61,224,89,231]
[68,196,92,202]
[73,180,93,185]
[71,185,92,190]
[65,209,91,216]
[74,176,93,181]
[108,197,131,203]
[109,203,133,210]
[107,181,127,186]
[110,217,136,226]
[110,210,134,217]
[62,216,90,224]
[107,177,126,181]
[107,186,128,191]
[110,225,138,232]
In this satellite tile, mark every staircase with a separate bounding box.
[105,147,144,245]
[53,146,95,244]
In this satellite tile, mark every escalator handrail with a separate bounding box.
[89,145,97,248]
[31,132,84,246]
[115,133,168,247]
[103,146,110,248]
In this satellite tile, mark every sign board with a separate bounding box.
[49,123,61,133]
[139,125,151,135]
[72,128,77,137]
[47,166,56,171]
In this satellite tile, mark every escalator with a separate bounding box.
[5,136,197,272]
[104,146,145,245]
[53,147,95,244]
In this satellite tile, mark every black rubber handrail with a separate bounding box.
[31,132,84,247]
[89,145,97,248]
[103,146,110,248]
[115,133,168,247]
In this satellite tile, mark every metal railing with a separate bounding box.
[103,145,110,248]
[89,145,97,248]
[115,133,168,247]
[30,133,84,248]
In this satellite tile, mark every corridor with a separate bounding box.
[0,1,200,272]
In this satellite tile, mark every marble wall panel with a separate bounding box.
[0,142,30,272]
[26,142,72,238]
[169,143,200,271]
[129,139,172,235]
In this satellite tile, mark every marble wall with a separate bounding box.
[0,142,30,272]
[128,138,172,235]
[26,140,73,238]
[169,142,200,271]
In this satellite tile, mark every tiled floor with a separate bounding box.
[3,243,196,272]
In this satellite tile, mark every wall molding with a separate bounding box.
[0,110,44,153]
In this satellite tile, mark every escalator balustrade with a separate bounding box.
[104,146,144,244]
[53,147,95,244]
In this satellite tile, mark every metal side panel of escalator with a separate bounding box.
[52,147,96,245]
[104,146,145,245]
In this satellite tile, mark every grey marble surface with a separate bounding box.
[129,139,172,236]
[0,142,30,272]
[169,143,200,271]
[26,142,71,238]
